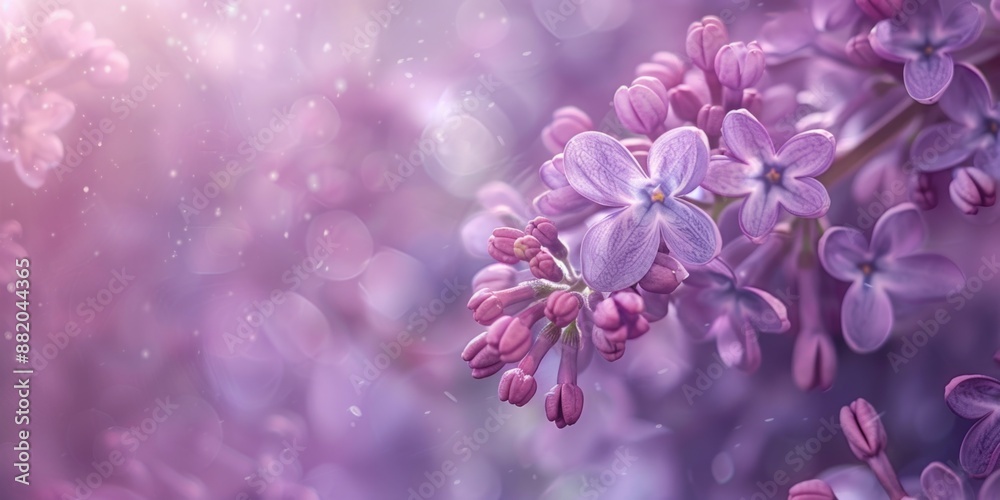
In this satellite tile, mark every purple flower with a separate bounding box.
[920,461,971,500]
[819,203,964,352]
[869,1,985,103]
[686,16,729,72]
[563,128,721,291]
[789,479,838,500]
[703,109,835,241]
[614,76,669,136]
[910,64,1000,175]
[945,375,1000,478]
[534,153,592,216]
[635,51,685,89]
[0,86,75,188]
[497,368,537,407]
[950,167,996,215]
[541,106,593,154]
[714,41,765,91]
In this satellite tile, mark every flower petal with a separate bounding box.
[658,198,721,265]
[564,131,644,206]
[702,156,760,197]
[939,64,993,126]
[715,316,761,373]
[819,227,869,282]
[841,280,893,353]
[738,189,779,241]
[778,177,831,218]
[648,126,710,195]
[777,129,836,177]
[921,461,971,500]
[720,109,774,166]
[938,2,985,52]
[737,286,790,333]
[870,20,923,63]
[979,468,1000,500]
[959,412,1000,478]
[946,375,1000,420]
[910,122,978,172]
[871,202,925,258]
[534,187,592,216]
[22,91,75,131]
[580,205,660,292]
[878,253,964,301]
[903,53,954,104]
[676,287,731,340]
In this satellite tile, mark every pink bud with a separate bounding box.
[545,383,584,428]
[846,34,881,68]
[524,216,567,259]
[686,16,729,72]
[462,332,504,378]
[949,167,996,215]
[614,76,670,136]
[639,252,688,294]
[792,332,837,391]
[594,290,650,342]
[635,51,686,89]
[513,235,542,261]
[669,85,704,123]
[467,289,505,325]
[788,479,838,500]
[529,250,564,282]
[909,172,937,210]
[545,291,582,328]
[472,264,518,292]
[697,104,726,138]
[541,107,593,154]
[841,398,887,461]
[485,316,532,363]
[592,328,626,362]
[715,41,765,90]
[487,227,524,264]
[498,368,537,406]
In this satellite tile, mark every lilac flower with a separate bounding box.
[819,203,964,352]
[911,64,1000,176]
[562,128,720,291]
[714,41,765,91]
[0,86,75,188]
[614,76,669,136]
[703,109,835,241]
[920,462,971,500]
[869,1,985,103]
[841,398,909,499]
[945,375,1000,478]
[541,106,593,154]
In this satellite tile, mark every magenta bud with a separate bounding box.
[498,368,537,406]
[950,167,996,215]
[614,76,669,136]
[472,264,518,292]
[788,479,838,500]
[668,85,704,123]
[485,316,532,363]
[592,329,626,361]
[513,235,542,261]
[541,106,593,154]
[909,172,937,210]
[529,250,564,282]
[697,104,725,138]
[471,362,504,379]
[635,51,686,89]
[639,252,688,294]
[545,383,584,428]
[741,89,763,117]
[686,16,729,72]
[487,227,525,264]
[545,291,582,328]
[524,216,564,254]
[468,289,505,325]
[792,332,837,391]
[594,290,650,342]
[463,332,503,377]
[846,34,881,68]
[715,41,765,91]
[855,0,904,20]
[841,398,887,461]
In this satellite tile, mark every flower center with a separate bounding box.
[989,120,999,136]
[765,167,781,184]
[858,262,874,276]
[923,44,935,56]
[649,185,666,203]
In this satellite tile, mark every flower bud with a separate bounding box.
[539,155,568,190]
[462,332,504,378]
[468,289,505,325]
[788,479,837,500]
[535,187,590,216]
[541,106,593,154]
[513,235,542,261]
[592,328,626,361]
[909,172,937,210]
[487,227,524,264]
[950,167,996,215]
[635,51,686,89]
[545,291,582,328]
[855,0,904,21]
[529,250,564,282]
[498,368,537,406]
[686,16,729,72]
[741,89,763,117]
[594,290,650,342]
[669,85,704,123]
[792,332,837,391]
[846,34,881,68]
[614,76,669,135]
[485,316,533,363]
[524,216,566,259]
[697,104,726,138]
[545,383,584,428]
[639,252,688,294]
[715,41,766,90]
[841,398,887,461]
[472,264,518,292]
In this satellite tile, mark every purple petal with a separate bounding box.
[580,206,660,292]
[702,157,760,197]
[721,109,774,165]
[903,53,954,104]
[921,461,970,500]
[960,412,1000,478]
[871,202,925,258]
[938,2,985,52]
[658,199,721,265]
[715,316,761,373]
[841,281,893,353]
[777,129,836,177]
[939,64,993,126]
[738,189,779,241]
[979,467,1000,500]
[648,126,710,195]
[737,287,790,333]
[779,177,831,218]
[946,375,1000,420]
[878,253,964,301]
[910,122,977,172]
[870,21,923,63]
[534,187,591,216]
[974,142,1000,178]
[676,288,731,340]
[564,131,644,206]
[539,155,569,189]
[819,227,869,281]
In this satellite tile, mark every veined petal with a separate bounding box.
[939,64,993,126]
[738,189,779,241]
[878,253,964,301]
[658,198,721,265]
[910,122,977,172]
[777,129,835,177]
[778,177,830,218]
[648,126,710,195]
[564,131,644,206]
[819,227,869,281]
[947,375,1000,420]
[703,156,760,197]
[720,109,774,166]
[841,280,893,353]
[938,2,985,52]
[737,287,790,333]
[959,412,1000,478]
[580,205,660,292]
[903,53,954,104]
[871,202,925,258]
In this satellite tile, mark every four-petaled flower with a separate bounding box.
[703,109,834,242]
[946,374,1000,478]
[0,86,75,188]
[869,0,985,103]
[819,203,964,353]
[563,128,721,292]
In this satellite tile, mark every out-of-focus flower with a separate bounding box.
[950,167,996,215]
[909,172,938,210]
[686,16,729,72]
[869,1,985,103]
[563,128,720,291]
[714,41,765,91]
[534,154,592,216]
[819,203,964,352]
[856,0,904,21]
[636,51,685,90]
[541,107,593,154]
[789,479,838,500]
[920,461,971,500]
[0,86,75,188]
[993,0,1000,21]
[614,76,669,136]
[703,109,834,242]
[945,375,1000,478]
